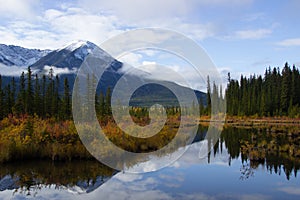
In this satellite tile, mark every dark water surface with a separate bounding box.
[0,127,299,200]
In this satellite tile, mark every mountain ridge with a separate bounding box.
[0,41,206,106]
[0,44,51,67]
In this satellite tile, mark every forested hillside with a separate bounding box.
[0,67,114,120]
[225,62,300,117]
[1,62,300,120]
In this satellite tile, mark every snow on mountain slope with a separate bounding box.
[30,40,115,73]
[0,44,51,67]
[59,40,95,52]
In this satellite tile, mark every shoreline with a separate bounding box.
[199,115,300,127]
[1,115,300,164]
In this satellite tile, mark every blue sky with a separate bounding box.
[0,0,299,89]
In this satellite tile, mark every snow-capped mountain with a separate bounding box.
[0,174,113,194]
[0,175,19,191]
[0,41,206,106]
[30,40,115,74]
[0,44,51,67]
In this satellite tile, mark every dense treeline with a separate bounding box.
[225,62,300,117]
[0,67,116,121]
[1,62,300,121]
[0,67,184,163]
[0,67,71,120]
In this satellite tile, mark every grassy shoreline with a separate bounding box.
[200,115,300,126]
[0,115,183,164]
[1,115,300,164]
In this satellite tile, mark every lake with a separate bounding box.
[0,126,299,200]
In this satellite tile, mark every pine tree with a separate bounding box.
[73,77,81,119]
[4,83,12,116]
[281,62,291,115]
[62,77,71,119]
[212,81,218,115]
[45,69,54,117]
[52,75,60,118]
[26,67,34,115]
[206,76,211,115]
[34,74,41,116]
[14,72,26,115]
[11,77,16,112]
[41,74,47,118]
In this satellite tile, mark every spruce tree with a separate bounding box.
[14,72,26,115]
[34,74,41,116]
[26,67,34,115]
[206,76,211,115]
[63,77,71,119]
[280,63,291,115]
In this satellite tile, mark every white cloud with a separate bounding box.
[42,8,123,47]
[235,28,272,39]
[116,50,216,91]
[0,0,232,50]
[44,9,64,21]
[114,173,143,182]
[118,52,143,67]
[77,0,229,42]
[165,20,217,41]
[0,64,26,76]
[0,7,124,49]
[276,38,300,47]
[0,0,39,19]
[43,65,78,75]
[79,0,190,22]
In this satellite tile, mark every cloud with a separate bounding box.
[118,52,143,69]
[0,7,124,49]
[77,0,236,41]
[0,0,235,50]
[276,38,300,47]
[277,186,300,195]
[235,28,272,39]
[0,64,27,76]
[114,174,143,182]
[166,20,217,41]
[0,0,39,19]
[43,65,78,75]
[79,0,253,22]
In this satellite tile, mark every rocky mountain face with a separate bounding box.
[0,44,51,67]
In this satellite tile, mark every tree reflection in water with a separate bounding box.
[0,125,299,196]
[0,160,115,196]
[207,125,300,180]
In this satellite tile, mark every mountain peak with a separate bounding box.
[59,40,97,52]
[30,40,116,72]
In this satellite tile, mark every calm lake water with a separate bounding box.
[0,126,299,200]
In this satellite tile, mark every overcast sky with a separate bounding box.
[0,0,299,87]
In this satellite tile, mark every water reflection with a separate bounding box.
[0,126,300,200]
[220,127,300,180]
[0,160,115,198]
